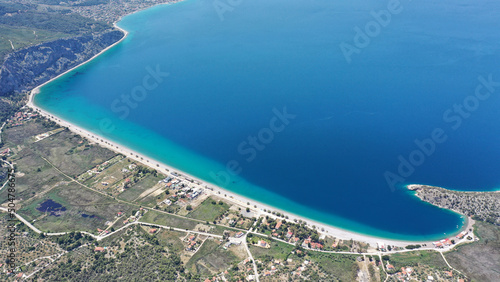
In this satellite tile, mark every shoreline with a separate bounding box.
[29,98,437,247]
[25,3,468,248]
[29,23,129,98]
[408,183,500,193]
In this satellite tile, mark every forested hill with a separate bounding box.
[0,29,123,96]
[0,1,111,65]
[0,0,174,122]
[0,0,115,122]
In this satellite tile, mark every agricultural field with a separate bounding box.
[79,155,165,202]
[187,197,230,222]
[0,120,115,204]
[30,129,116,179]
[140,209,205,232]
[248,234,294,262]
[156,229,186,254]
[17,182,133,234]
[389,250,448,270]
[307,252,358,281]
[2,114,494,282]
[0,25,71,62]
[186,239,240,277]
[117,173,165,203]
[0,119,134,234]
[445,221,500,281]
[78,154,125,184]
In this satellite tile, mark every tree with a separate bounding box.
[186,205,192,211]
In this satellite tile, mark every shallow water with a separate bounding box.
[35,0,500,240]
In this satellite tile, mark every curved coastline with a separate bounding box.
[26,3,471,247]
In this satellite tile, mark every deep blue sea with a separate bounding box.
[35,0,500,241]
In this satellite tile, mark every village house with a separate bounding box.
[0,148,10,156]
[310,242,323,250]
[258,240,270,248]
[94,246,106,252]
[275,220,282,229]
[456,230,467,239]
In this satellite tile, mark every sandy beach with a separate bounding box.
[27,89,466,248]
[24,4,469,249]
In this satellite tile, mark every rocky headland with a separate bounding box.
[409,184,500,225]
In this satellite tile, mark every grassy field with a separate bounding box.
[31,129,117,178]
[0,145,65,201]
[187,197,230,222]
[157,229,186,254]
[139,186,168,208]
[0,121,114,196]
[0,24,70,63]
[81,156,128,187]
[307,252,358,281]
[388,250,449,270]
[0,120,136,233]
[141,210,201,231]
[445,222,500,281]
[18,183,133,233]
[186,239,239,276]
[1,119,238,238]
[117,174,164,202]
[3,119,56,146]
[213,224,241,235]
[248,235,294,261]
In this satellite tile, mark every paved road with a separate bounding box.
[0,205,474,255]
[0,207,43,234]
[98,220,223,241]
[243,232,260,282]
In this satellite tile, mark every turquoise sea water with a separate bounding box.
[35,0,500,241]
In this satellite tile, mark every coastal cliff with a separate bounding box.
[409,185,500,225]
[0,29,124,96]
